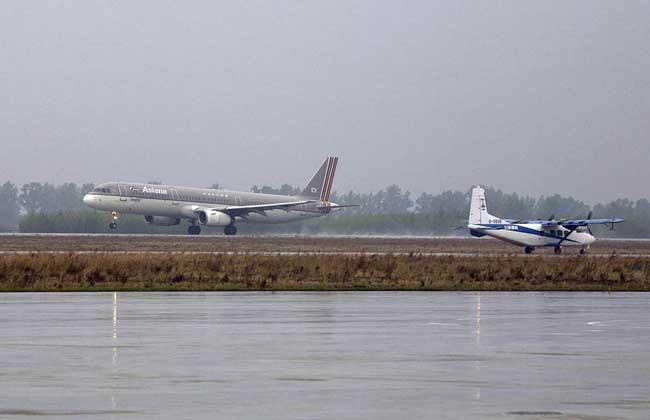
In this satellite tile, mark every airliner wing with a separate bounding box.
[210,200,315,217]
[317,204,360,209]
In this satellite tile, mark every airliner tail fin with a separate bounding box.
[300,157,338,201]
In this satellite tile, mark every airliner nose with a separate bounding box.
[83,194,92,206]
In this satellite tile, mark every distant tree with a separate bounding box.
[54,183,85,211]
[278,184,301,196]
[81,183,95,195]
[534,194,590,220]
[12,181,650,238]
[147,180,163,185]
[210,183,221,190]
[415,190,468,215]
[374,184,413,214]
[20,182,89,214]
[0,181,20,231]
[20,182,48,213]
[480,187,536,220]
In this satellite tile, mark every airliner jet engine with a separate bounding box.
[144,215,181,226]
[197,210,232,227]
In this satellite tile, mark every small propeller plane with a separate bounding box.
[467,186,624,254]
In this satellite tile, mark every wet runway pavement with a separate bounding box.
[1,234,648,257]
[1,292,649,419]
[0,250,645,258]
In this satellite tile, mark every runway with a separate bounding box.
[0,234,648,256]
[2,234,649,292]
[0,250,646,258]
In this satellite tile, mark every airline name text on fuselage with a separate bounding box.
[142,186,168,195]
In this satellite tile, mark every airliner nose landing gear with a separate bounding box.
[224,225,237,236]
[109,211,119,230]
[524,246,535,254]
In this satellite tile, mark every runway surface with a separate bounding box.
[0,234,648,256]
[0,250,648,259]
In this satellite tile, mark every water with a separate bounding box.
[1,292,649,419]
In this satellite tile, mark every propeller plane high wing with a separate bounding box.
[542,218,624,229]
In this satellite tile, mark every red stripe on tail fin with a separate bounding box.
[324,157,338,202]
[320,157,333,201]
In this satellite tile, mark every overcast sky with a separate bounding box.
[1,1,648,203]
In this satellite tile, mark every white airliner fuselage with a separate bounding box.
[83,157,348,235]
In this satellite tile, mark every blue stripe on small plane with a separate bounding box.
[474,224,580,244]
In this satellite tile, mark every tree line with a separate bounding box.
[1,181,648,237]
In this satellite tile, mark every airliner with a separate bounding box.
[467,186,624,254]
[83,157,353,235]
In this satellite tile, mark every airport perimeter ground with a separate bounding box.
[1,235,650,292]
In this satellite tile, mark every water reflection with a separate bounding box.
[475,292,481,402]
[111,292,118,412]
[476,292,481,346]
[2,292,646,420]
[112,291,118,340]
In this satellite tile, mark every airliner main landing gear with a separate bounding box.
[188,223,201,235]
[224,225,237,236]
[554,246,562,255]
[109,211,119,230]
[524,246,535,254]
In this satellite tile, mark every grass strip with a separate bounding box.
[1,253,649,292]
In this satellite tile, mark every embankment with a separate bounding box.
[1,253,649,292]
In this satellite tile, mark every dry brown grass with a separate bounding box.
[1,253,649,292]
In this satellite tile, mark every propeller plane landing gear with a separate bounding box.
[554,246,562,255]
[524,246,535,254]
[109,211,119,230]
[224,225,237,236]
